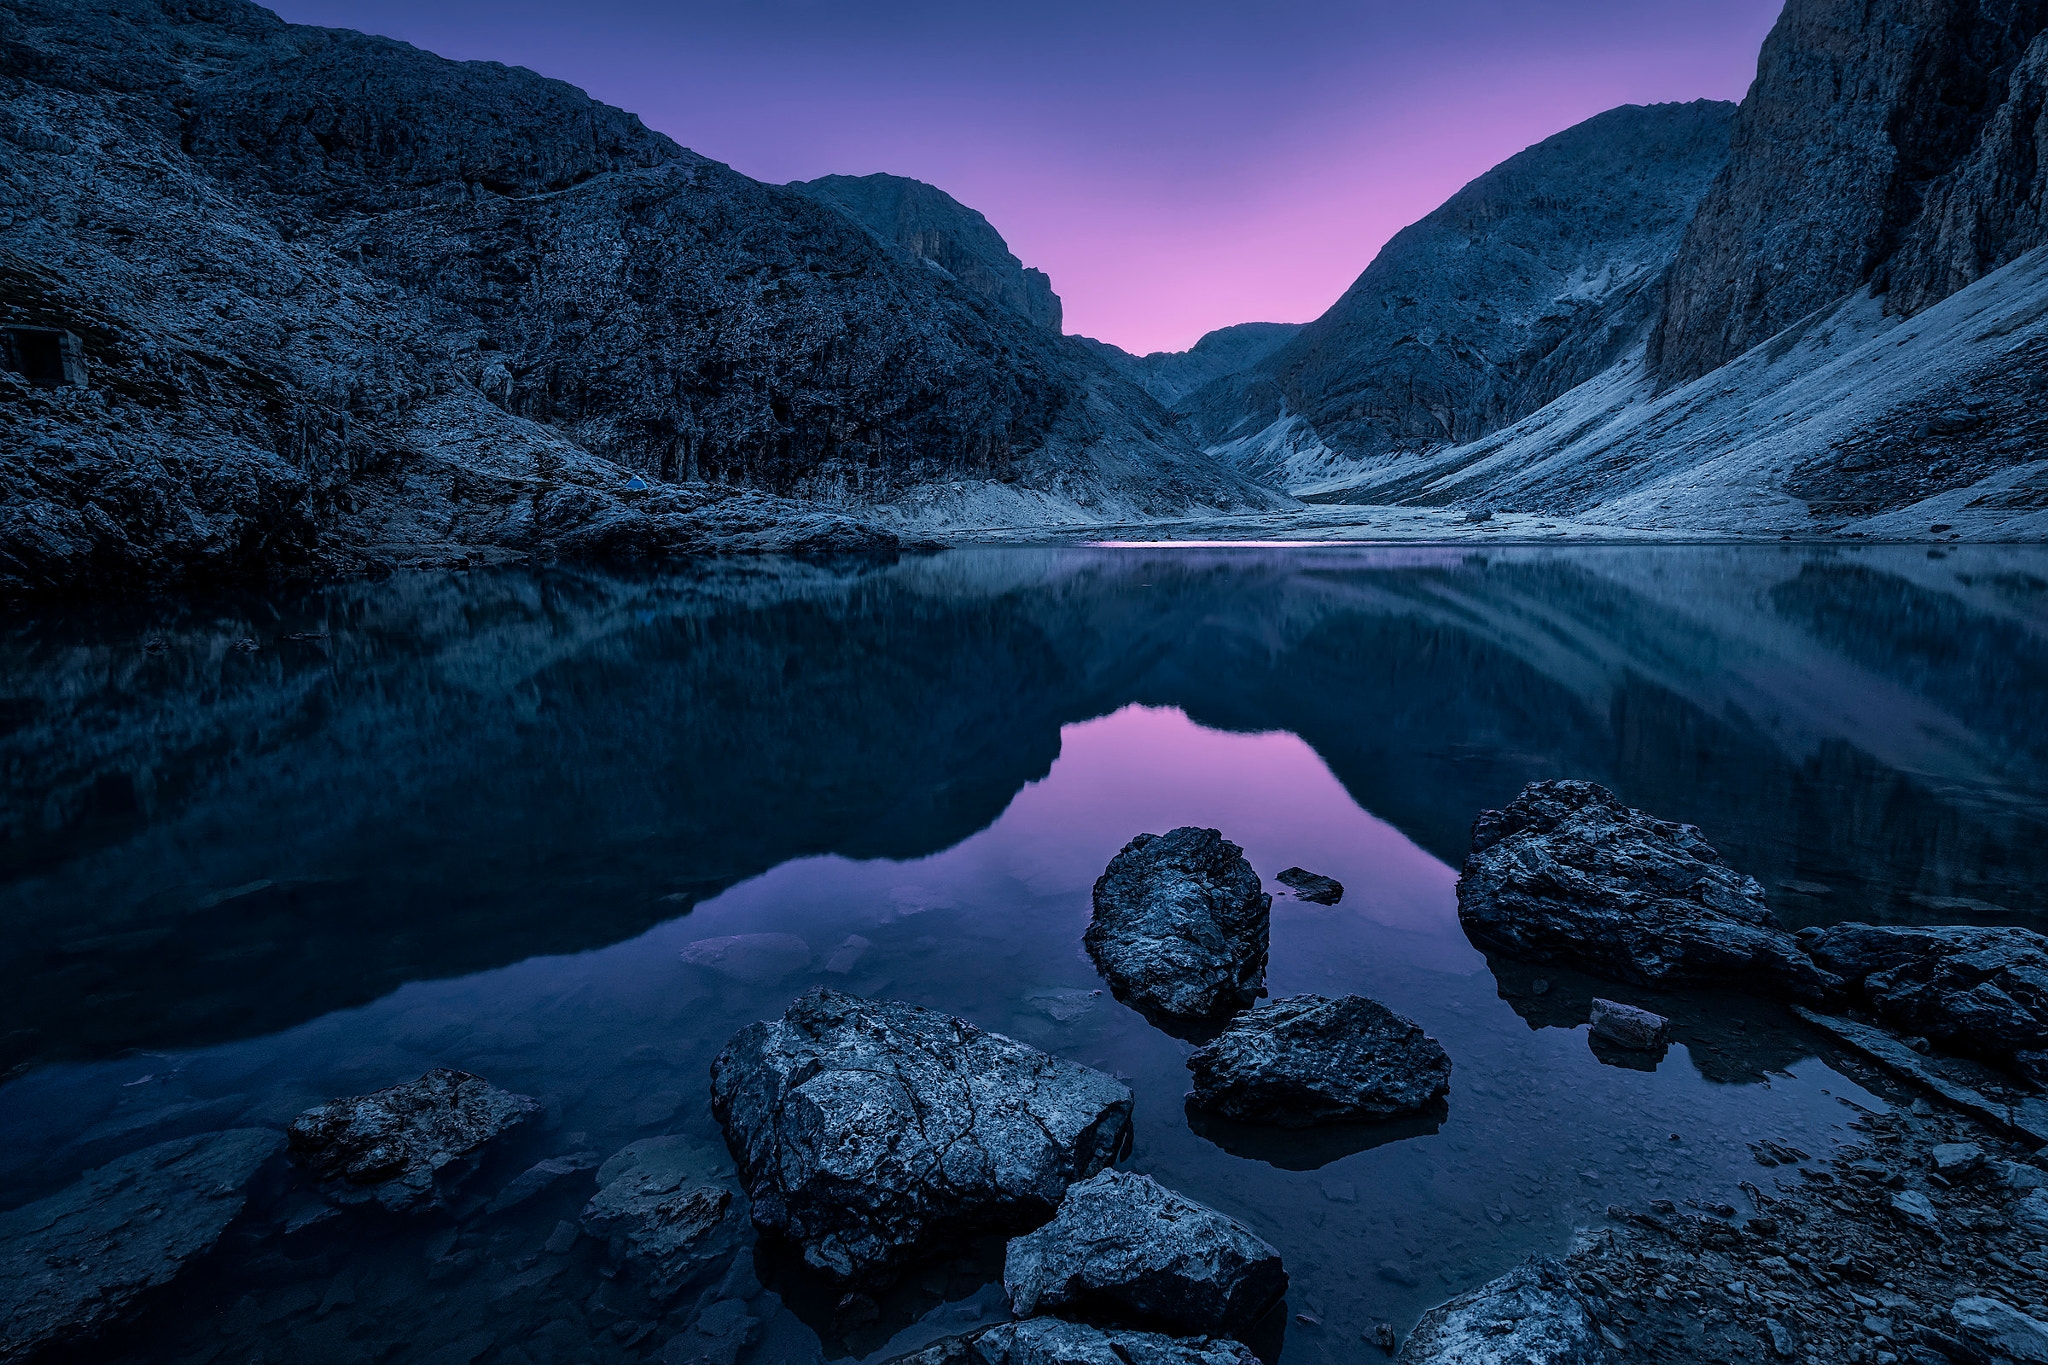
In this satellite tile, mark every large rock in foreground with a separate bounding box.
[579,1135,747,1302]
[893,1320,1260,1365]
[1003,1170,1286,1336]
[1086,828,1270,1025]
[1802,923,2048,1082]
[0,1129,283,1361]
[710,988,1134,1282]
[1395,1259,1617,1364]
[1456,781,1838,1001]
[1185,994,1451,1127]
[287,1068,540,1213]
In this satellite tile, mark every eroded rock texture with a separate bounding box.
[1185,994,1451,1126]
[709,989,1134,1282]
[1802,923,2048,1081]
[1394,1259,1617,1365]
[0,1129,282,1361]
[1456,780,1840,1001]
[892,1320,1260,1365]
[1086,827,1271,1026]
[579,1135,747,1302]
[1002,1170,1286,1336]
[286,1068,539,1213]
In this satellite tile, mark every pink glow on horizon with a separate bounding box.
[273,0,1785,354]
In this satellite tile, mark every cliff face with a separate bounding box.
[0,0,1272,594]
[1652,0,2048,385]
[789,173,1063,332]
[1179,101,1735,486]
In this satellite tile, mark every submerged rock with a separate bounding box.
[1003,1169,1286,1336]
[679,933,814,984]
[1394,1258,1616,1364]
[580,1135,747,1302]
[1456,781,1839,1001]
[1184,994,1451,1127]
[0,1128,282,1360]
[286,1068,539,1213]
[892,1320,1260,1365]
[1086,828,1270,1025]
[1586,999,1668,1051]
[1801,923,2048,1079]
[710,988,1134,1282]
[1275,867,1344,905]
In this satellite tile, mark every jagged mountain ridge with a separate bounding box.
[1174,100,1736,491]
[0,0,1279,594]
[1074,322,1303,407]
[789,172,1063,332]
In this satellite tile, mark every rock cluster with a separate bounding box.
[894,1319,1260,1365]
[1003,1170,1286,1336]
[1086,828,1270,1025]
[1455,781,1839,1001]
[286,1068,539,1213]
[578,1135,747,1302]
[1802,923,2048,1082]
[1185,994,1451,1126]
[709,988,1133,1282]
[0,1129,282,1360]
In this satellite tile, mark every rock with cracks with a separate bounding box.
[579,1135,747,1302]
[1456,781,1839,1002]
[1395,1258,1618,1364]
[1801,923,2048,1082]
[890,1319,1260,1365]
[0,1129,282,1362]
[287,1068,540,1213]
[709,988,1134,1283]
[1086,828,1270,1026]
[1185,994,1451,1127]
[1003,1169,1286,1336]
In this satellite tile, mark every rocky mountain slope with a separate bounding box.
[1175,101,1736,490]
[1075,322,1302,407]
[0,0,1278,595]
[789,173,1063,332]
[1300,0,2048,539]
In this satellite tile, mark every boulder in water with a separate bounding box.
[1275,867,1344,905]
[1587,999,1668,1051]
[580,1135,747,1301]
[287,1068,539,1213]
[1456,781,1839,1001]
[1185,994,1451,1126]
[0,1129,282,1360]
[1086,828,1270,1025]
[1003,1169,1286,1336]
[710,988,1134,1282]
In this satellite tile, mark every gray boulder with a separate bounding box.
[1395,1259,1617,1364]
[1185,994,1451,1126]
[1003,1170,1285,1336]
[286,1068,539,1213]
[1587,999,1668,1051]
[1456,782,1839,1001]
[580,1135,747,1302]
[1800,923,2048,1079]
[709,988,1134,1282]
[1086,828,1270,1025]
[0,1128,282,1361]
[1952,1296,2048,1363]
[893,1320,1260,1365]
[1275,867,1343,905]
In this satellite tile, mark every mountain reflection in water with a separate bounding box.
[3,543,2043,1365]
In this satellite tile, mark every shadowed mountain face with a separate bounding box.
[1177,101,1735,487]
[1075,322,1304,407]
[790,173,1063,332]
[4,545,2044,1075]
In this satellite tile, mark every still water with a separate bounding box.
[3,544,2045,1363]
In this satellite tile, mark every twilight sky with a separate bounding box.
[273,0,1784,353]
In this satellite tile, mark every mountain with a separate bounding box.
[0,0,1279,595]
[1175,101,1737,490]
[1302,0,2048,539]
[789,173,1063,331]
[1075,322,1303,407]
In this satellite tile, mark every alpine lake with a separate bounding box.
[4,542,2045,1364]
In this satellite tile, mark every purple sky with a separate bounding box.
[273,0,1784,353]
